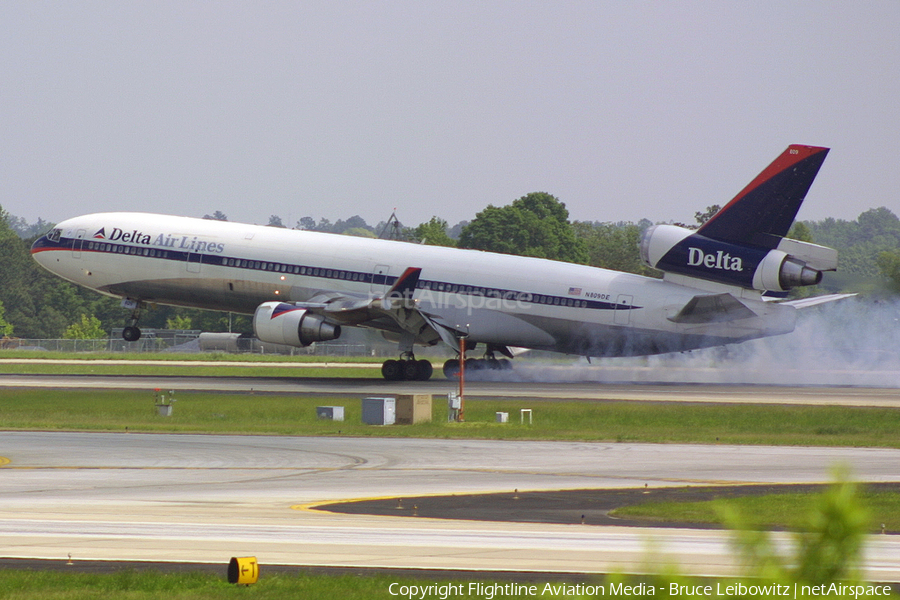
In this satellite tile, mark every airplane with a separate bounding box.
[31,144,847,381]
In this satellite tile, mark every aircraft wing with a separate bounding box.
[290,267,421,322]
[291,267,463,347]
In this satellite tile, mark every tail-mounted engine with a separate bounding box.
[253,302,341,347]
[640,224,836,293]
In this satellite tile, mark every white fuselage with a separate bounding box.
[32,212,797,356]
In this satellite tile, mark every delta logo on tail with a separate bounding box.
[686,247,743,272]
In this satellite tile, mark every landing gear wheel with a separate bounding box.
[416,359,433,381]
[382,359,402,381]
[382,358,434,381]
[442,357,513,379]
[121,299,145,343]
[443,359,460,379]
[402,360,420,381]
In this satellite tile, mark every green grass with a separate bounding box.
[460,399,900,446]
[610,488,900,533]
[0,569,512,600]
[1,389,900,446]
[612,492,818,528]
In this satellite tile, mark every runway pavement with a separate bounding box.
[2,431,900,580]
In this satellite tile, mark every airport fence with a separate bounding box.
[0,333,394,357]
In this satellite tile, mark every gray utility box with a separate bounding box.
[316,406,345,421]
[361,397,396,425]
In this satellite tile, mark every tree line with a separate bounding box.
[2,195,899,340]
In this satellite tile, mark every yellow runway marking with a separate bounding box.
[292,489,527,514]
[292,480,814,515]
[0,457,10,467]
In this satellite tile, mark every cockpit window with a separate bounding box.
[47,228,62,242]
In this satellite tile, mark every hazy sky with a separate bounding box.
[3,1,898,229]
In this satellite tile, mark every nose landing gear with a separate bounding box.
[120,299,144,342]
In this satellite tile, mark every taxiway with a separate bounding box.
[2,371,900,579]
[1,431,900,579]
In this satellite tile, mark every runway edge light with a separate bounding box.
[227,556,259,585]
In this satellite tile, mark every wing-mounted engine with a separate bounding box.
[253,302,341,347]
[640,224,836,293]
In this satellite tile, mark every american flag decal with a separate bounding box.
[568,287,582,296]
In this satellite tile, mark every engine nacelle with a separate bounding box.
[640,224,824,293]
[753,250,822,290]
[253,302,341,347]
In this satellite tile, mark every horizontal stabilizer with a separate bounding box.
[668,293,757,324]
[776,238,838,272]
[782,293,857,309]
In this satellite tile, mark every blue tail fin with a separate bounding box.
[641,145,833,292]
[698,145,829,249]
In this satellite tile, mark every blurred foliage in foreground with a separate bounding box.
[609,468,894,598]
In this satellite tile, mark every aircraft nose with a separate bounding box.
[31,229,57,252]
[30,226,63,267]
[31,235,53,271]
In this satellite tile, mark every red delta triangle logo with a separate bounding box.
[93,228,107,239]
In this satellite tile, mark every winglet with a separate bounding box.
[383,267,422,309]
[698,145,830,249]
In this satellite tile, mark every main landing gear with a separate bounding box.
[442,356,512,379]
[381,353,434,381]
[121,299,144,342]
